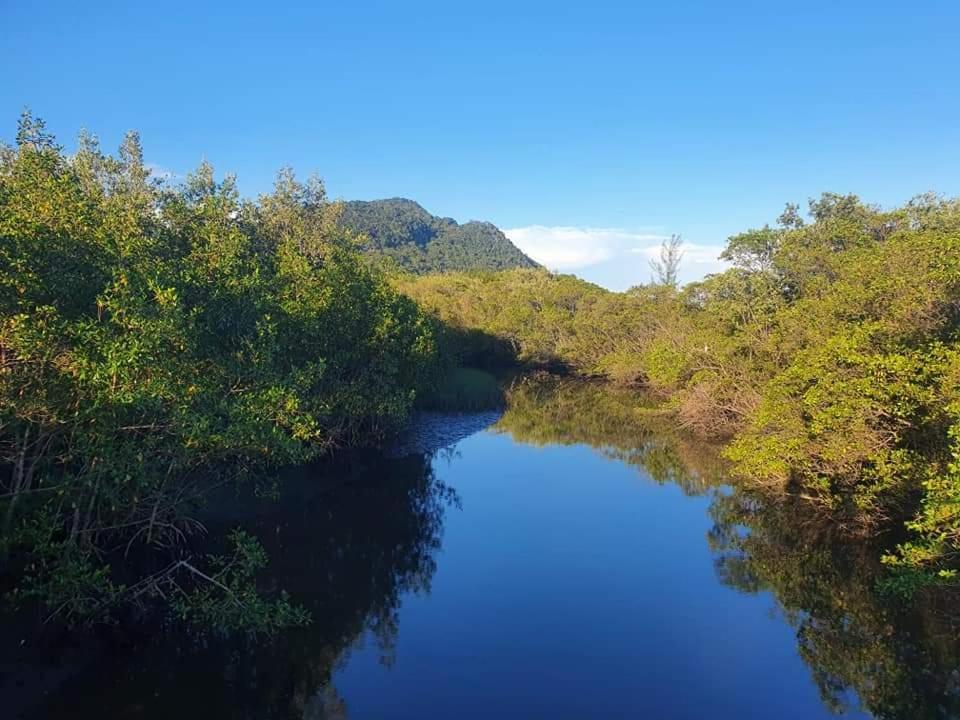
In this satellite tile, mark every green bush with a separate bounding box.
[0,113,441,628]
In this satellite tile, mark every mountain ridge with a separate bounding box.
[338,198,538,273]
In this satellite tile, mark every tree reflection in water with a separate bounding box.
[499,375,960,720]
[709,491,960,719]
[19,450,458,720]
[495,373,726,496]
[16,375,960,720]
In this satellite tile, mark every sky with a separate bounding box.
[3,1,959,290]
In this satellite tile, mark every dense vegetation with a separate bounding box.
[400,195,960,592]
[0,114,442,629]
[3,109,959,642]
[339,198,538,273]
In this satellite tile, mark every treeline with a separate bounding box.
[0,114,442,629]
[400,194,960,590]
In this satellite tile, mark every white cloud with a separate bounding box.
[631,242,728,267]
[631,242,730,285]
[504,225,730,290]
[504,225,669,271]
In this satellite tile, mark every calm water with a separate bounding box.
[8,378,959,719]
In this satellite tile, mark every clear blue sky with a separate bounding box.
[4,1,958,289]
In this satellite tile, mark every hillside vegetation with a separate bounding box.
[339,198,538,273]
[400,194,960,592]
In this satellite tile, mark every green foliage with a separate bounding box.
[172,530,311,637]
[398,269,620,371]
[399,192,960,589]
[0,113,441,629]
[881,349,960,587]
[339,198,538,273]
[4,109,960,623]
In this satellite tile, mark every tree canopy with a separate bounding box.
[0,113,442,629]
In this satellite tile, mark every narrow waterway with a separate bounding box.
[12,378,958,719]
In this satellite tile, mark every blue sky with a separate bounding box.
[3,1,958,289]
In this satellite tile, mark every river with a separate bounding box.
[9,376,958,719]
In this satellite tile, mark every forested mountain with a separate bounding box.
[339,198,538,273]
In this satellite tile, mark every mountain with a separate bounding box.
[338,198,538,273]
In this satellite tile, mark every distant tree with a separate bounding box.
[650,234,684,287]
[807,191,869,222]
[720,226,780,272]
[776,202,805,229]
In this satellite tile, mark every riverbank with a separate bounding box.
[5,376,959,719]
[398,195,960,595]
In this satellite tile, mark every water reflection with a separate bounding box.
[709,491,960,719]
[494,373,726,495]
[499,375,960,720]
[14,451,459,719]
[10,375,960,719]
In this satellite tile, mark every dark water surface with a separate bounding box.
[9,379,960,719]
